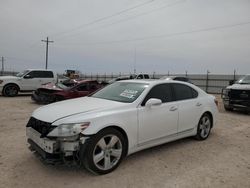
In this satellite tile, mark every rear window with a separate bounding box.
[174,77,188,82]
[172,83,198,101]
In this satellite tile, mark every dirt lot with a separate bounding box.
[0,95,249,188]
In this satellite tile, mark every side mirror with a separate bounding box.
[24,74,33,79]
[145,98,162,107]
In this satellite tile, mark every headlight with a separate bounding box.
[223,89,229,95]
[0,80,3,84]
[222,89,230,98]
[47,122,90,137]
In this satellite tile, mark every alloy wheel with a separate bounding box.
[199,116,211,138]
[93,135,123,171]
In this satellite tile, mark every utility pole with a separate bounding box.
[233,69,236,82]
[41,37,54,69]
[1,56,4,75]
[133,47,137,74]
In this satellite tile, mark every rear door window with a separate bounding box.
[76,84,88,91]
[28,71,53,78]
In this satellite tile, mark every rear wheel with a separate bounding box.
[195,113,212,140]
[80,128,126,175]
[3,84,19,97]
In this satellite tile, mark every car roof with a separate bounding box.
[26,69,54,71]
[119,79,184,85]
[118,79,206,95]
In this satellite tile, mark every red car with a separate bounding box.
[31,80,105,104]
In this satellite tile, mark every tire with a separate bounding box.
[195,113,212,140]
[2,90,6,96]
[80,128,127,175]
[3,84,19,97]
[224,105,233,111]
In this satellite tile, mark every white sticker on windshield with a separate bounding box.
[120,89,138,99]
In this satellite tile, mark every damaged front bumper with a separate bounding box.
[26,127,88,163]
[31,91,55,104]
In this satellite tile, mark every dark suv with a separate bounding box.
[221,75,250,112]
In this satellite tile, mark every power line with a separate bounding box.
[58,0,186,40]
[51,0,156,38]
[41,37,54,69]
[57,20,250,46]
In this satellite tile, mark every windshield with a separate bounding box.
[91,82,148,103]
[235,75,250,84]
[56,82,69,89]
[16,70,29,77]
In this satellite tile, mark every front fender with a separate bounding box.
[81,111,138,154]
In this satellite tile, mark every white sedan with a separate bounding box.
[26,80,218,174]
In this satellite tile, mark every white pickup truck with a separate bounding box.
[0,69,57,97]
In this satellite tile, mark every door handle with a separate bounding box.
[169,106,178,111]
[196,102,202,107]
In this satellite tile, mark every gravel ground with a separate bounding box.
[0,95,249,188]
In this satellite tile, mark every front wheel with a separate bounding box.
[195,113,212,140]
[3,84,19,97]
[80,128,127,175]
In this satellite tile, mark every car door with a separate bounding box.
[171,83,203,133]
[74,83,90,98]
[89,82,99,94]
[39,71,55,85]
[20,71,42,90]
[137,84,178,145]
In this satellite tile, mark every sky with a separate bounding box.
[0,0,250,75]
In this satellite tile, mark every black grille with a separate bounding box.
[26,117,56,137]
[230,89,250,100]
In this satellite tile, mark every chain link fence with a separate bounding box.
[79,73,242,94]
[0,71,243,94]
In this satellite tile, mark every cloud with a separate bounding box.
[0,0,250,74]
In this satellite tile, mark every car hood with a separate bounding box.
[39,83,63,91]
[0,76,19,80]
[227,84,250,90]
[32,97,126,123]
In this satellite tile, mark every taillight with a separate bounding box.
[214,99,218,106]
